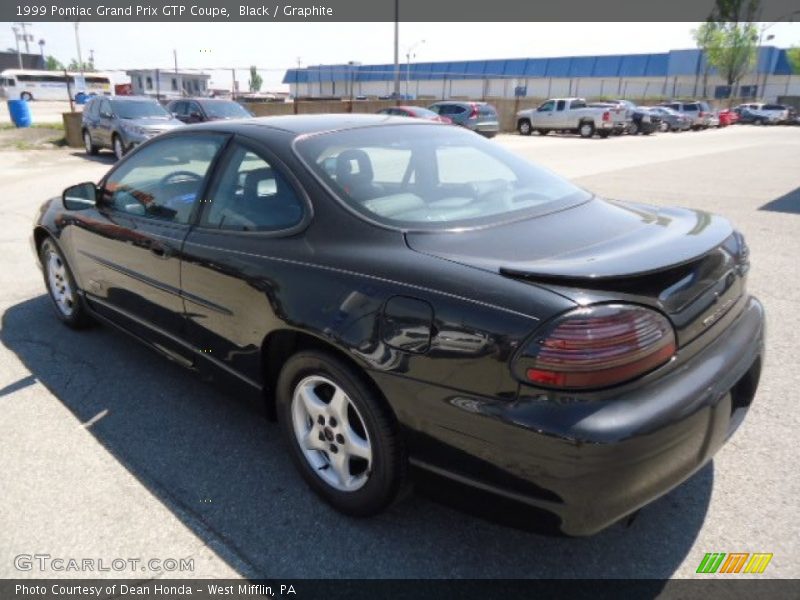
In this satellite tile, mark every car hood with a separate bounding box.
[121,117,184,129]
[405,197,733,280]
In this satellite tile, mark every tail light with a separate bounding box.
[469,103,479,119]
[602,111,611,122]
[512,304,676,390]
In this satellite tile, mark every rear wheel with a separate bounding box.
[20,91,33,101]
[517,119,532,136]
[598,130,610,138]
[578,122,595,138]
[628,121,639,135]
[659,121,669,132]
[40,238,91,328]
[277,351,407,516]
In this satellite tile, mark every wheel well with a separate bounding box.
[32,227,51,258]
[517,117,530,125]
[260,329,389,422]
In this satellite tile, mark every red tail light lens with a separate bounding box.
[514,304,676,390]
[469,103,479,118]
[602,111,611,122]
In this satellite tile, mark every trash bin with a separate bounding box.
[7,99,32,128]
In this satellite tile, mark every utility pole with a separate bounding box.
[393,0,400,98]
[173,49,178,73]
[73,22,84,74]
[14,22,32,54]
[11,26,22,69]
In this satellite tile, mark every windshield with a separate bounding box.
[295,124,590,230]
[113,100,170,119]
[202,101,252,118]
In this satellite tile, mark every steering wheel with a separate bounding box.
[159,170,203,188]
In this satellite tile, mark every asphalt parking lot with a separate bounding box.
[0,125,798,579]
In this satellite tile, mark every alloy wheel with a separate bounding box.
[113,137,124,160]
[291,375,372,492]
[46,250,75,317]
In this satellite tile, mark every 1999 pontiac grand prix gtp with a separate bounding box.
[32,115,764,535]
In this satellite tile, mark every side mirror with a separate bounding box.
[63,182,97,211]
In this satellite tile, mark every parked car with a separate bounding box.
[718,108,738,127]
[427,101,499,137]
[35,114,764,535]
[708,111,721,128]
[645,106,691,132]
[517,98,616,138]
[82,96,184,160]
[751,104,790,125]
[377,105,452,123]
[166,98,254,123]
[660,100,713,130]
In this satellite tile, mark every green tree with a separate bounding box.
[694,1,761,104]
[788,46,800,74]
[692,22,720,97]
[45,55,65,71]
[248,65,263,92]
[67,58,95,72]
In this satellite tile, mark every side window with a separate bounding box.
[538,101,555,112]
[202,144,304,232]
[188,102,201,116]
[570,100,586,109]
[556,100,566,111]
[103,134,225,224]
[171,101,186,116]
[98,99,112,117]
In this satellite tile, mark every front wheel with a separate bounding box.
[517,119,532,136]
[628,121,639,135]
[277,351,407,516]
[578,122,595,138]
[20,92,33,101]
[659,122,669,132]
[112,135,125,161]
[83,130,98,155]
[40,238,92,328]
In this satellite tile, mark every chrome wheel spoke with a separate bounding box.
[290,374,372,493]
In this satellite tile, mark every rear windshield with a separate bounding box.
[407,107,440,119]
[112,100,170,119]
[294,124,589,230]
[202,101,253,118]
[762,104,785,110]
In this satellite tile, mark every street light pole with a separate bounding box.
[74,22,84,74]
[405,39,425,99]
[393,0,400,98]
[11,26,22,69]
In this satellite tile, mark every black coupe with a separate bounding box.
[33,115,764,535]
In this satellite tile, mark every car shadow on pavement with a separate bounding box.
[1,295,712,580]
[759,186,800,214]
[69,151,116,166]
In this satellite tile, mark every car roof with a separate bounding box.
[186,113,438,136]
[110,96,161,103]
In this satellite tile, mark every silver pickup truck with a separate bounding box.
[516,97,616,138]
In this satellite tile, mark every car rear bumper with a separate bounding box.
[376,295,764,536]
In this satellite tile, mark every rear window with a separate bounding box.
[762,104,785,110]
[683,104,699,112]
[294,124,589,231]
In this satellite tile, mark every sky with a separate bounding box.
[1,21,798,90]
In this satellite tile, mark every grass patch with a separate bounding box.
[0,122,64,131]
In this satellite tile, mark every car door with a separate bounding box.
[96,97,115,147]
[532,100,556,128]
[68,132,228,344]
[179,137,310,385]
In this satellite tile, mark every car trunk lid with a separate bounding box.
[405,198,749,346]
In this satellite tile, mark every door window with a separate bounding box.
[201,144,304,232]
[556,100,566,111]
[538,101,555,112]
[171,101,187,116]
[102,134,225,224]
[98,98,112,117]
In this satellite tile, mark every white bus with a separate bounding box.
[0,69,113,101]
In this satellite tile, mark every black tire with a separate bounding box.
[112,134,125,161]
[39,238,92,329]
[628,121,639,135]
[517,119,532,136]
[276,350,407,516]
[83,130,98,155]
[20,92,33,101]
[578,121,595,138]
[598,130,610,138]
[539,129,550,136]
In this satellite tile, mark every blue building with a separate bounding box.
[283,47,796,102]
